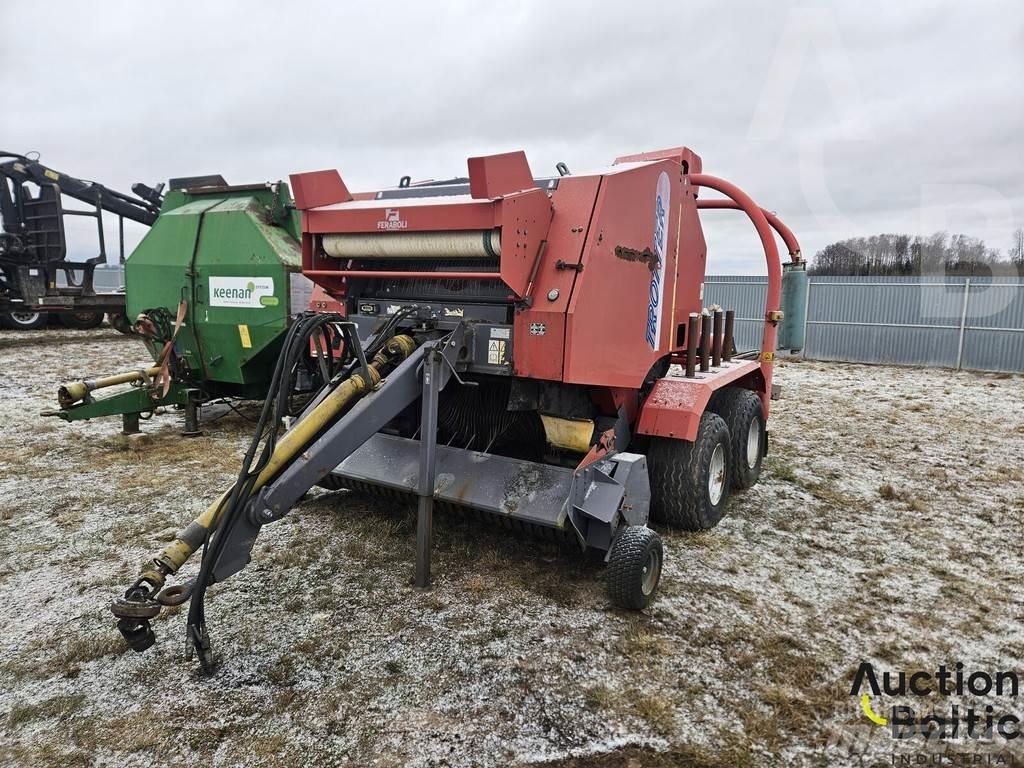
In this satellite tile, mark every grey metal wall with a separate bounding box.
[704,276,1024,373]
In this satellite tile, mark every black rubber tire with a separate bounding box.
[607,526,663,610]
[1,311,48,330]
[58,310,104,329]
[647,411,732,531]
[709,387,765,491]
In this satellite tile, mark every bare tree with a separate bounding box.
[1011,227,1024,267]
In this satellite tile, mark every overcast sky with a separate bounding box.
[2,1,1021,274]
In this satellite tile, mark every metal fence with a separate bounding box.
[704,275,1024,373]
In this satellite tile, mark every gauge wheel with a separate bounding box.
[607,526,663,610]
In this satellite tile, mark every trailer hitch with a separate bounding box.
[111,574,195,651]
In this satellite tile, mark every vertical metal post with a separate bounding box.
[415,347,441,588]
[182,389,202,437]
[711,309,723,367]
[801,276,812,358]
[955,278,971,371]
[723,310,735,362]
[699,311,711,373]
[685,313,699,378]
[122,412,140,435]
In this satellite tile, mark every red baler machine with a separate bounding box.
[112,147,803,663]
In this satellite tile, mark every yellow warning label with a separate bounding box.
[487,339,506,365]
[761,351,775,362]
[44,169,60,181]
[238,324,252,349]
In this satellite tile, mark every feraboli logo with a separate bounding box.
[377,208,408,230]
[645,172,671,350]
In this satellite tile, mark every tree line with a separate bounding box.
[810,229,1024,276]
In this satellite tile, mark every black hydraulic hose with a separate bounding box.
[185,313,345,664]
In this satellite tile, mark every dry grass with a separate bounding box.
[2,333,1022,767]
[6,693,85,728]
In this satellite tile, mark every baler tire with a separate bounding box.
[647,412,731,531]
[606,526,663,610]
[709,387,765,491]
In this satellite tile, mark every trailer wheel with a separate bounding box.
[58,311,104,329]
[607,526,663,610]
[709,388,765,490]
[1,311,48,330]
[647,411,731,530]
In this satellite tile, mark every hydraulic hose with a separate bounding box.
[136,334,416,589]
[111,310,417,656]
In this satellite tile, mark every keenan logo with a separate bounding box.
[209,276,277,309]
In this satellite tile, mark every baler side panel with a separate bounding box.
[562,161,687,388]
[672,185,708,351]
[512,174,602,381]
[125,199,222,379]
[190,200,300,388]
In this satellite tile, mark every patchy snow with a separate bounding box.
[0,329,1022,767]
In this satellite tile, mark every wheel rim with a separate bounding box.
[9,311,40,324]
[641,549,661,596]
[708,443,726,505]
[746,418,761,469]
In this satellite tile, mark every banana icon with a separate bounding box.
[860,694,887,726]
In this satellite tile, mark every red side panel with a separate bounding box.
[495,188,554,298]
[289,170,352,210]
[562,160,702,388]
[468,151,535,198]
[512,175,602,381]
[672,184,707,352]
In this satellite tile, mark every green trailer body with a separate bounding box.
[126,183,304,399]
[52,183,308,426]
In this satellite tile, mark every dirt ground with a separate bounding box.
[0,327,1022,768]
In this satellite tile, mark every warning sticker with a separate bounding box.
[238,324,252,349]
[487,339,506,365]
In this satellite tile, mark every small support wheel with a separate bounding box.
[607,526,663,610]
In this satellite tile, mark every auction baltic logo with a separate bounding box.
[851,661,1021,756]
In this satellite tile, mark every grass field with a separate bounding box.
[1,328,1022,767]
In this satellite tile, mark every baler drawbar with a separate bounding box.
[111,146,804,669]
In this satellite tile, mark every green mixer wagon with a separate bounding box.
[49,178,312,433]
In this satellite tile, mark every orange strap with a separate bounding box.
[151,300,187,398]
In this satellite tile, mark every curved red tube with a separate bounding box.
[695,198,801,261]
[687,174,784,414]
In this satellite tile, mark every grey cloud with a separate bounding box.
[2,0,1020,273]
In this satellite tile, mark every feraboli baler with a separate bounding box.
[111,147,805,667]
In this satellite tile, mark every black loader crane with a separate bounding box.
[0,151,163,330]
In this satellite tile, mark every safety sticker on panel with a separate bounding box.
[487,339,506,365]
